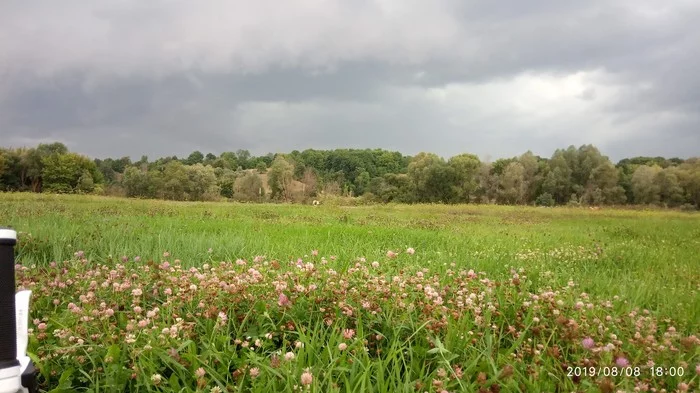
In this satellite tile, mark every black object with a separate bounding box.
[0,227,38,393]
[0,228,19,372]
[21,362,38,393]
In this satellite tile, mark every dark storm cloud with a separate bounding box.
[1,0,699,161]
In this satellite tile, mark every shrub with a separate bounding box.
[535,192,555,207]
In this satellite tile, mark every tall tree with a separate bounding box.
[268,155,295,201]
[498,162,527,204]
[583,161,626,205]
[41,152,99,193]
[655,167,685,207]
[448,153,481,203]
[631,165,662,204]
[185,151,204,165]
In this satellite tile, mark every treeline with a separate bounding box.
[1,142,699,209]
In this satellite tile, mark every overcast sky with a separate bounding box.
[1,0,699,162]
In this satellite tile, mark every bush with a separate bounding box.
[679,203,698,212]
[535,192,555,207]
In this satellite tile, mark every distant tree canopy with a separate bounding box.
[1,143,698,209]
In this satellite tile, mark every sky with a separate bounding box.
[1,0,699,163]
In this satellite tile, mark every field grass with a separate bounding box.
[1,193,698,392]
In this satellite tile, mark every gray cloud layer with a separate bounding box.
[1,0,699,162]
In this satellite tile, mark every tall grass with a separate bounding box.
[1,193,698,392]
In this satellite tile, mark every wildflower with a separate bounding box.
[343,329,355,339]
[312,250,319,256]
[300,369,313,386]
[678,382,689,392]
[406,247,415,255]
[372,261,380,268]
[131,289,142,297]
[295,341,304,349]
[615,357,629,367]
[210,387,223,393]
[195,367,206,378]
[133,306,142,314]
[151,374,162,385]
[695,363,700,375]
[163,252,170,258]
[338,343,347,351]
[104,308,114,317]
[285,352,295,361]
[278,293,291,307]
[386,250,398,259]
[249,367,260,378]
[582,337,595,349]
[37,323,47,331]
[134,256,141,262]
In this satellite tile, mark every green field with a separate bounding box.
[1,193,698,392]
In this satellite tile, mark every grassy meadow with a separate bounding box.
[1,193,698,392]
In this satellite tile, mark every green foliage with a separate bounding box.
[41,152,99,193]
[631,165,662,204]
[236,171,265,202]
[2,194,699,392]
[76,170,95,193]
[185,150,204,165]
[122,167,158,198]
[267,155,294,200]
[535,192,555,207]
[2,142,700,208]
[408,153,457,203]
[498,162,526,204]
[448,153,481,203]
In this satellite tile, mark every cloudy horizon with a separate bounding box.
[1,0,699,163]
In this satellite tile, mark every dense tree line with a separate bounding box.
[1,142,699,209]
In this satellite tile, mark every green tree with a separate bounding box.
[408,153,457,203]
[236,171,264,201]
[631,165,662,204]
[476,162,499,203]
[185,151,204,165]
[354,170,371,195]
[186,164,220,201]
[448,153,481,203]
[542,150,573,204]
[582,161,626,205]
[518,151,545,204]
[160,161,189,200]
[655,167,684,207]
[122,166,156,198]
[676,159,700,206]
[236,150,252,169]
[498,162,526,204]
[217,169,238,199]
[77,170,95,193]
[268,156,295,201]
[41,152,99,193]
